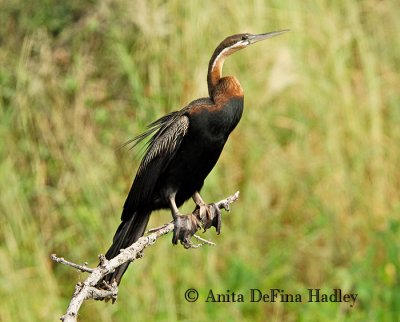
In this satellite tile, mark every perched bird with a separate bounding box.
[102,30,288,285]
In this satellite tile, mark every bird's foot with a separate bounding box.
[195,203,222,234]
[172,213,202,248]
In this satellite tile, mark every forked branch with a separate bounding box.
[52,191,239,322]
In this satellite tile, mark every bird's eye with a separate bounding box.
[241,35,248,41]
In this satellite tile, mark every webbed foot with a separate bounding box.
[172,213,201,248]
[195,203,222,234]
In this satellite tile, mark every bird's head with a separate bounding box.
[217,30,289,56]
[208,30,289,96]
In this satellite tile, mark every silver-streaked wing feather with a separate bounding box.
[121,114,189,220]
[138,115,189,174]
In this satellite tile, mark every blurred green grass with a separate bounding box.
[1,0,400,321]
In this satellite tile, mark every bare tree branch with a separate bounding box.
[53,191,239,322]
[51,255,94,273]
[192,234,216,247]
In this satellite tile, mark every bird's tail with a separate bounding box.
[101,210,151,285]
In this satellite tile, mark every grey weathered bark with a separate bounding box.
[52,191,239,322]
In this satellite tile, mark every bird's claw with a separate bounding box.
[196,203,222,234]
[172,200,225,247]
[172,213,201,248]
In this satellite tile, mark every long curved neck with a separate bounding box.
[207,47,244,101]
[207,45,232,98]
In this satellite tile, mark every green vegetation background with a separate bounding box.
[1,0,399,321]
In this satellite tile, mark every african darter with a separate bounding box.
[102,30,288,285]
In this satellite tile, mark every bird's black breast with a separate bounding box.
[166,96,243,205]
[188,96,244,144]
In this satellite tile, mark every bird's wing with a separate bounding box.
[137,113,189,175]
[121,112,190,220]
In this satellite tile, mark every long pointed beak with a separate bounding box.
[248,29,289,44]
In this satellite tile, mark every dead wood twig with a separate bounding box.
[52,191,239,322]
